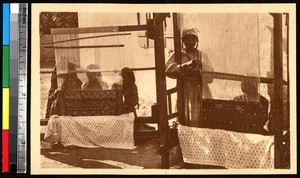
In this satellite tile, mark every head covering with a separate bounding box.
[86,64,99,70]
[182,28,199,39]
[86,64,102,76]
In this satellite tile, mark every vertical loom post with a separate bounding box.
[172,13,185,125]
[285,13,290,168]
[137,13,140,25]
[153,13,169,168]
[272,13,284,169]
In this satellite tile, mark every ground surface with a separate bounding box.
[41,138,181,169]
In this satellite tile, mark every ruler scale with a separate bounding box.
[10,4,20,172]
[17,3,28,173]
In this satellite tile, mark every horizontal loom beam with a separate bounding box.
[51,25,148,35]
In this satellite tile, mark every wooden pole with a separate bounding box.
[153,13,169,169]
[44,44,124,49]
[286,13,290,126]
[137,13,140,25]
[51,25,148,35]
[272,13,284,169]
[41,33,131,45]
[146,13,150,48]
[172,13,185,125]
[285,13,290,168]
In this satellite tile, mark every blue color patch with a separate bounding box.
[3,3,10,45]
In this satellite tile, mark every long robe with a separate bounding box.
[166,50,214,127]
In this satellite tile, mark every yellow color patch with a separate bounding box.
[2,88,9,130]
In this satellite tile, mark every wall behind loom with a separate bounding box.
[180,13,260,100]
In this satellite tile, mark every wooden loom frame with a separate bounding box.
[40,15,169,144]
[161,13,289,169]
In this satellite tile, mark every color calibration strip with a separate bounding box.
[2,3,28,173]
[2,3,10,173]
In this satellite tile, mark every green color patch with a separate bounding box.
[3,46,10,87]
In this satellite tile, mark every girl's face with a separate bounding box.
[183,35,198,50]
[87,72,101,81]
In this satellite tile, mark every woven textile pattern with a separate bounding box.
[202,99,268,134]
[59,90,123,116]
[178,125,274,168]
[44,113,135,149]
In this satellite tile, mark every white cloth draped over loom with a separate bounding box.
[176,13,261,101]
[44,113,136,149]
[177,125,274,169]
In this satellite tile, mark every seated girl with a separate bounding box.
[121,67,139,114]
[48,63,82,116]
[233,80,269,133]
[118,67,154,132]
[82,64,109,90]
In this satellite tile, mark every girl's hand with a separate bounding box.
[182,59,199,68]
[53,90,58,97]
[182,60,193,67]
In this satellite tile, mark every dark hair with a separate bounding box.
[122,67,135,84]
[241,80,259,95]
[86,64,102,76]
[67,63,78,79]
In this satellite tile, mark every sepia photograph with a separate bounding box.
[31,4,296,174]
